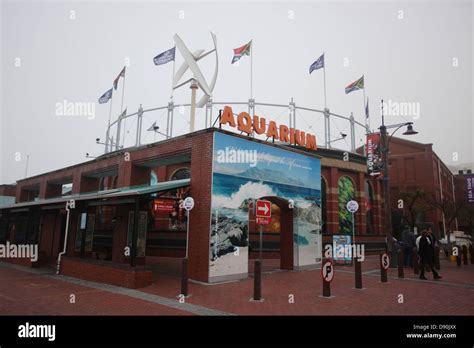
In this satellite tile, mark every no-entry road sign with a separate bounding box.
[256,200,271,218]
[321,260,334,283]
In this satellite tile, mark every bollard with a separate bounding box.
[323,279,331,297]
[469,244,474,264]
[253,260,262,301]
[397,250,404,279]
[434,245,441,270]
[456,246,462,267]
[181,258,189,297]
[354,257,363,289]
[412,247,419,275]
[462,245,468,265]
[380,253,388,283]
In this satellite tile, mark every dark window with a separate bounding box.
[170,168,190,181]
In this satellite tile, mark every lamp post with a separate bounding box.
[380,99,418,267]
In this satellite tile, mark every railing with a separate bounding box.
[104,99,370,154]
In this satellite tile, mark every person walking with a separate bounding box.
[418,229,442,280]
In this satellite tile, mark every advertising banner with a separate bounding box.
[366,133,382,177]
[466,175,474,203]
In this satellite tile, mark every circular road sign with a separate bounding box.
[346,200,359,213]
[321,260,335,283]
[183,197,195,211]
[381,252,390,270]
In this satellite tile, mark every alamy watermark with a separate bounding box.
[324,242,365,262]
[216,147,257,167]
[0,241,38,262]
[55,99,95,119]
[382,99,420,119]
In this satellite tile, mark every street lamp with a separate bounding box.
[380,99,418,267]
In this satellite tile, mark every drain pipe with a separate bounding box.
[56,199,75,275]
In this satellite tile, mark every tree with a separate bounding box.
[399,189,431,230]
[425,192,465,254]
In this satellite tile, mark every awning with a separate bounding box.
[0,178,190,211]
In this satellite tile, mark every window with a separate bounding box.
[170,167,190,181]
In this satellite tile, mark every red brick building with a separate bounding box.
[0,128,385,287]
[388,137,457,239]
[454,169,474,236]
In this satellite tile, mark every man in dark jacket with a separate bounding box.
[418,229,442,280]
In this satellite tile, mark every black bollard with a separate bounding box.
[462,245,468,265]
[380,253,388,283]
[397,250,404,279]
[323,279,331,297]
[413,247,419,275]
[456,246,462,267]
[253,260,262,301]
[181,258,189,297]
[434,245,441,270]
[469,244,474,265]
[354,257,363,289]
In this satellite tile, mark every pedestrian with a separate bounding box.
[402,226,416,267]
[418,229,442,280]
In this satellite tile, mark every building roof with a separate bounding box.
[0,179,190,211]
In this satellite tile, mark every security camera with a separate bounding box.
[340,133,347,138]
[96,138,100,143]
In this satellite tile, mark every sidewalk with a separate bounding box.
[0,255,472,315]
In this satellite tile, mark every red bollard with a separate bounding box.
[397,250,404,279]
[253,260,262,301]
[380,252,388,283]
[462,245,468,265]
[412,247,419,274]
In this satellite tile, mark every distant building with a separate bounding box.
[454,169,474,236]
[388,137,456,239]
[0,185,16,207]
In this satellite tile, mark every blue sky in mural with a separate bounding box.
[213,132,320,191]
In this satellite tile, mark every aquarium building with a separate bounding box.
[0,125,385,287]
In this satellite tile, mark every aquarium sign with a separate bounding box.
[219,106,317,150]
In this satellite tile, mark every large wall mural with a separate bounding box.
[209,132,322,280]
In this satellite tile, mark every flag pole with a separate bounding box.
[171,46,176,99]
[363,75,369,132]
[106,92,114,153]
[323,52,327,110]
[117,70,126,150]
[250,40,253,99]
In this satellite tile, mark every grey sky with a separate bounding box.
[1,0,472,184]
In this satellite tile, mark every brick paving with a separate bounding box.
[1,255,473,315]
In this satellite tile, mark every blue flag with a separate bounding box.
[309,53,324,74]
[98,88,113,104]
[153,47,176,66]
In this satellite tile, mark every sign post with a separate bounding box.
[182,197,195,258]
[256,200,271,263]
[346,200,359,248]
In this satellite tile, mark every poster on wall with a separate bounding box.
[209,132,322,279]
[366,133,382,177]
[465,175,474,203]
[332,235,352,263]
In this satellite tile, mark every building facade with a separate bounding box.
[0,127,385,287]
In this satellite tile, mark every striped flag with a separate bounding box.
[113,66,126,90]
[309,53,324,74]
[98,88,113,104]
[345,75,364,94]
[231,41,252,64]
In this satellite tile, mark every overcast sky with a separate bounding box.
[1,0,472,184]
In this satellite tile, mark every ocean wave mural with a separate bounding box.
[209,132,322,280]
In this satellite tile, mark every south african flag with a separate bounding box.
[345,75,364,94]
[231,41,252,64]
